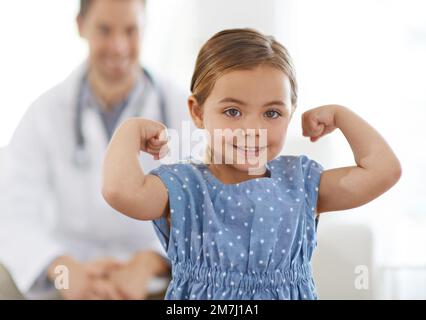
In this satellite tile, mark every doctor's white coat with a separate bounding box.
[0,64,192,296]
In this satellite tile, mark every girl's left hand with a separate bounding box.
[301,105,341,142]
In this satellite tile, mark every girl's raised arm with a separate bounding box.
[302,105,402,214]
[102,118,169,220]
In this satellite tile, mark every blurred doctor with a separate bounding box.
[0,0,189,300]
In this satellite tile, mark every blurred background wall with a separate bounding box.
[0,0,425,299]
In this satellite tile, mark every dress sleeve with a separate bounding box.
[148,164,188,256]
[300,155,324,218]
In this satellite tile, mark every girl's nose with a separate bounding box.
[241,116,270,145]
[241,117,265,135]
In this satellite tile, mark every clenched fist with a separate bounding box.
[301,105,341,142]
[138,119,169,160]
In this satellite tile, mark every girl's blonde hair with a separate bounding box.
[190,28,298,109]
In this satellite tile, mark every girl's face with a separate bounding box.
[189,65,293,175]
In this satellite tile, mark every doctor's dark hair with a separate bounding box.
[79,0,146,17]
[190,28,298,109]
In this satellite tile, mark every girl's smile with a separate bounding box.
[233,143,267,159]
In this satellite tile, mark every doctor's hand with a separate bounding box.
[47,256,124,300]
[108,250,170,300]
[301,105,340,142]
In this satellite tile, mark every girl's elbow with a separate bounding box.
[389,158,402,184]
[102,184,123,208]
[381,159,402,189]
[101,186,154,221]
[101,177,130,208]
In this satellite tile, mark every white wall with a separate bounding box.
[0,1,86,147]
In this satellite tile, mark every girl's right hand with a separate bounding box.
[137,118,169,160]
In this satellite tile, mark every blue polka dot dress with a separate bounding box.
[149,155,324,300]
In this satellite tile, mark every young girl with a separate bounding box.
[102,29,401,300]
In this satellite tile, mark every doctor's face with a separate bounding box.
[78,0,145,82]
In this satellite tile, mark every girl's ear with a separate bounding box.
[188,96,204,129]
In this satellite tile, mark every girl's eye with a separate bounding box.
[264,110,282,119]
[224,108,241,118]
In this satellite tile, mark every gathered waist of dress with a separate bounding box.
[171,260,313,291]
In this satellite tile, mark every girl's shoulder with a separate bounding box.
[269,155,324,194]
[270,154,324,174]
[148,157,206,182]
[272,155,324,218]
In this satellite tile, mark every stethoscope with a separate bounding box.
[73,67,169,168]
